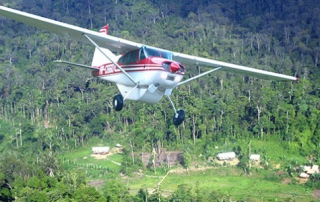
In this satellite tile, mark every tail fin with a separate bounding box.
[99,24,109,35]
[94,25,122,66]
[91,47,121,67]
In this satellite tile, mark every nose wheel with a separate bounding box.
[173,109,185,126]
[113,94,124,111]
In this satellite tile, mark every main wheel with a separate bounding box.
[113,94,124,111]
[173,109,185,126]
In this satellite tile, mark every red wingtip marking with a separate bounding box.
[296,77,299,82]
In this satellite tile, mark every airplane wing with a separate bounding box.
[0,6,141,54]
[0,6,298,81]
[172,52,298,81]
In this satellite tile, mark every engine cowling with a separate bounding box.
[170,62,180,72]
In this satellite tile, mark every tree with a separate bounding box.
[0,172,13,202]
[180,151,191,173]
[136,188,149,202]
[104,179,132,202]
[169,184,193,202]
[74,184,106,202]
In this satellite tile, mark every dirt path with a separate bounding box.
[157,171,170,186]
[106,156,121,166]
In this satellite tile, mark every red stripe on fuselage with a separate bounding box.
[94,64,185,77]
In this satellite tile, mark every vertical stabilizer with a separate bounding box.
[91,47,121,67]
[99,24,109,35]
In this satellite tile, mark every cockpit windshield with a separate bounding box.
[142,46,172,60]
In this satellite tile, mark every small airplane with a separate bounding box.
[0,6,298,126]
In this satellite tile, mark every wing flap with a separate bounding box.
[172,52,298,81]
[0,6,142,54]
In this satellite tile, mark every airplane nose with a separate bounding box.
[170,62,180,72]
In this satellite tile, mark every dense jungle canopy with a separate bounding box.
[0,0,319,201]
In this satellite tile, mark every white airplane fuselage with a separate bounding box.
[92,55,185,104]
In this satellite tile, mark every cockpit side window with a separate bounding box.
[118,50,138,64]
[118,54,127,64]
[127,51,137,63]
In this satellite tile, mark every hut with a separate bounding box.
[92,147,110,154]
[216,152,236,160]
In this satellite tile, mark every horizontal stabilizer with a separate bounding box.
[54,60,98,70]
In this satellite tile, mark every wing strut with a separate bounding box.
[177,67,222,86]
[83,34,138,85]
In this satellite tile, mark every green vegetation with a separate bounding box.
[58,141,316,201]
[0,0,320,201]
[59,141,124,181]
[129,169,314,201]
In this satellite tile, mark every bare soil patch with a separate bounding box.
[295,177,309,184]
[141,150,181,167]
[313,189,320,199]
[90,147,122,160]
[87,180,105,187]
[90,154,108,160]
[281,178,292,184]
[213,158,240,166]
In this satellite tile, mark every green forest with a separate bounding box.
[0,0,319,201]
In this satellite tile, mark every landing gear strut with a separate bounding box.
[113,94,124,111]
[166,95,185,126]
[113,92,185,126]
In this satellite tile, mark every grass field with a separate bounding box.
[249,139,306,164]
[60,145,122,180]
[60,140,317,201]
[127,168,315,201]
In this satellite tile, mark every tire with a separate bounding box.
[113,94,124,111]
[173,109,185,126]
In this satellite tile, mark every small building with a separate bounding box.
[92,147,110,155]
[299,173,310,178]
[250,154,260,161]
[312,165,319,172]
[216,152,236,160]
[299,164,319,179]
[302,166,311,172]
[116,143,122,148]
[307,169,316,175]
